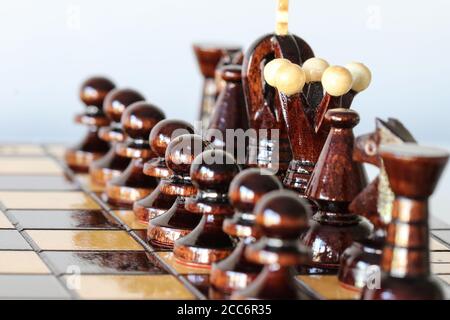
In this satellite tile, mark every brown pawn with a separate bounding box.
[206,65,249,163]
[173,150,240,267]
[232,190,312,300]
[303,109,371,273]
[193,44,242,129]
[89,88,145,185]
[133,120,194,224]
[338,118,416,289]
[362,143,448,300]
[147,134,210,248]
[209,168,283,299]
[65,76,115,172]
[105,102,165,207]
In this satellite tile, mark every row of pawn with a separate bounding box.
[65,49,448,300]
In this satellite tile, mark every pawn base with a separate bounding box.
[133,183,176,224]
[89,148,130,185]
[147,197,201,248]
[338,238,383,290]
[173,214,234,267]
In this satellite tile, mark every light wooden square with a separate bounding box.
[0,251,50,274]
[0,157,62,175]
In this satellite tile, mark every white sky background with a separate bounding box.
[0,0,449,222]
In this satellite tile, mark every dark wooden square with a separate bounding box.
[0,275,70,299]
[0,175,78,191]
[41,251,167,275]
[0,230,31,250]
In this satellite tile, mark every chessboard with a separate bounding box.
[0,143,449,300]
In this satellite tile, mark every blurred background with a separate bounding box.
[0,0,449,221]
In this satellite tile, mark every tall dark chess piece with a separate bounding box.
[338,118,416,289]
[65,77,115,172]
[89,88,145,185]
[232,190,312,300]
[302,109,371,274]
[105,102,165,207]
[206,64,249,163]
[209,168,282,299]
[193,44,241,129]
[147,134,210,248]
[263,59,371,195]
[362,143,448,300]
[133,120,194,224]
[173,150,240,268]
[242,1,314,177]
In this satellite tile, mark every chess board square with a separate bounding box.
[431,252,450,263]
[26,230,143,251]
[9,210,120,230]
[0,251,50,274]
[0,191,100,210]
[155,252,210,275]
[431,237,450,251]
[0,275,70,299]
[42,251,166,275]
[0,230,31,250]
[182,274,210,297]
[297,275,361,300]
[62,275,195,299]
[433,230,450,246]
[113,210,146,230]
[0,211,13,229]
[431,217,450,230]
[439,275,450,285]
[0,157,62,175]
[0,175,78,191]
[76,174,105,193]
[45,144,66,160]
[0,144,45,156]
[432,263,450,275]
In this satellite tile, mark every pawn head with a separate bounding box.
[228,168,283,213]
[190,149,240,193]
[149,119,194,157]
[103,88,145,123]
[120,102,165,140]
[79,76,116,108]
[165,134,210,176]
[254,190,311,239]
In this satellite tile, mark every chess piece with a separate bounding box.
[65,76,115,172]
[209,168,282,299]
[105,101,165,207]
[361,143,448,300]
[243,0,314,177]
[133,119,194,224]
[193,44,242,129]
[338,118,416,289]
[302,109,371,273]
[147,134,210,248]
[206,64,249,163]
[90,88,145,185]
[232,190,312,300]
[173,149,240,267]
[264,58,371,195]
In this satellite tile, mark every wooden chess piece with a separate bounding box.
[133,119,194,224]
[209,168,282,299]
[242,1,314,177]
[361,143,448,300]
[264,58,371,195]
[65,76,115,172]
[105,101,165,207]
[206,64,249,163]
[147,134,210,248]
[89,88,145,185]
[193,44,242,129]
[302,109,372,273]
[338,118,416,289]
[173,149,240,267]
[231,190,312,300]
